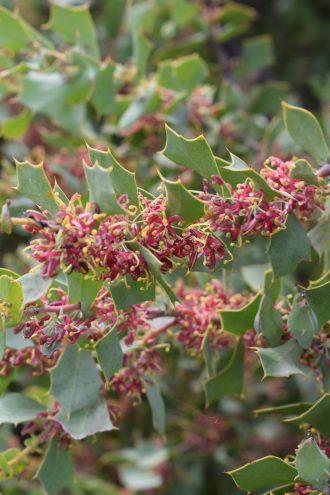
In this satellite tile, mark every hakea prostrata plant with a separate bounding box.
[1,105,330,494]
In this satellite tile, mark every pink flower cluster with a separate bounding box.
[110,348,161,400]
[28,192,226,280]
[28,195,146,280]
[204,157,325,242]
[15,289,93,347]
[204,181,288,241]
[0,346,57,377]
[262,157,324,220]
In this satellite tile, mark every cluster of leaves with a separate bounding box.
[0,2,330,495]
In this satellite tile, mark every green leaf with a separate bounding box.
[132,31,152,76]
[308,216,330,256]
[220,292,262,336]
[269,215,311,278]
[285,394,330,436]
[202,328,215,377]
[84,163,126,215]
[282,102,330,164]
[66,52,98,105]
[250,81,289,114]
[295,438,330,492]
[47,3,99,59]
[0,109,31,140]
[170,0,198,28]
[19,72,64,114]
[0,6,40,53]
[305,282,330,326]
[19,269,52,305]
[110,276,155,310]
[91,60,116,115]
[0,275,23,326]
[129,241,178,305]
[228,456,297,493]
[237,35,274,76]
[257,340,304,378]
[51,345,113,439]
[37,439,74,495]
[87,145,140,210]
[158,54,208,92]
[288,297,319,348]
[0,393,46,424]
[204,339,244,404]
[254,295,283,346]
[81,279,103,316]
[67,270,103,313]
[263,268,281,302]
[217,2,256,42]
[16,161,58,215]
[53,180,69,205]
[161,125,218,183]
[291,159,319,186]
[161,175,205,226]
[146,378,166,436]
[241,263,268,292]
[18,71,86,132]
[96,326,123,382]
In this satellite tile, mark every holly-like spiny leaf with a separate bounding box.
[161,174,205,226]
[228,456,297,493]
[295,437,330,492]
[257,340,304,378]
[16,161,59,215]
[50,345,113,439]
[161,125,219,183]
[87,145,140,211]
[285,394,330,436]
[47,2,99,59]
[282,102,329,164]
[220,292,262,336]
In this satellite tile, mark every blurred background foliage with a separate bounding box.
[0,0,329,494]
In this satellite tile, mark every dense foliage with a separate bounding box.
[0,1,329,494]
